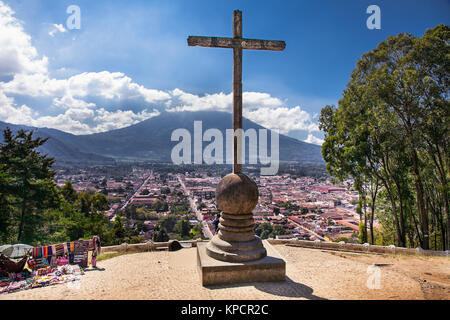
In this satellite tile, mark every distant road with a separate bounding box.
[288,218,329,242]
[119,171,153,211]
[177,175,213,239]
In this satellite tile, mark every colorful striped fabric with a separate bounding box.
[55,244,64,256]
[32,248,39,258]
[33,247,44,258]
[46,246,53,257]
[87,240,94,251]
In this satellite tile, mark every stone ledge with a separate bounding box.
[197,240,286,286]
[267,239,450,257]
[101,240,200,253]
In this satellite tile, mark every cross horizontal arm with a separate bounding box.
[187,36,285,51]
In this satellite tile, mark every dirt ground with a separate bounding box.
[1,243,449,300]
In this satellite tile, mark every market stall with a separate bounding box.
[0,236,101,295]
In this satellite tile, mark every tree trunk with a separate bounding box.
[387,188,405,247]
[411,149,429,249]
[369,179,379,245]
[17,197,27,242]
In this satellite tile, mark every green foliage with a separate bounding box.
[112,216,126,242]
[78,191,92,216]
[157,215,179,233]
[169,198,189,214]
[255,222,288,240]
[152,227,169,242]
[61,181,78,203]
[189,223,202,238]
[92,193,109,211]
[0,128,61,243]
[358,222,366,244]
[160,187,171,195]
[0,128,117,246]
[151,200,168,212]
[319,24,450,250]
[174,218,191,238]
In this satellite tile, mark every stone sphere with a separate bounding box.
[216,173,258,214]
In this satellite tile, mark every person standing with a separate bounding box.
[212,213,221,234]
[91,236,101,268]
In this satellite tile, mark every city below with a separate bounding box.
[55,164,366,244]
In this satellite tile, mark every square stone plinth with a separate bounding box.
[197,240,286,286]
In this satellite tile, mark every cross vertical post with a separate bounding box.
[188,10,287,277]
[233,10,243,174]
[187,9,285,173]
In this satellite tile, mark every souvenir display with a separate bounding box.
[0,236,100,295]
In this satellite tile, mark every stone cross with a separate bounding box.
[188,10,285,173]
[187,10,286,265]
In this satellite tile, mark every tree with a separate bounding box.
[61,181,78,204]
[160,187,171,195]
[319,25,449,250]
[272,224,289,238]
[112,216,126,243]
[78,191,92,217]
[255,222,272,239]
[0,128,61,243]
[174,218,191,238]
[152,227,169,242]
[255,222,288,239]
[92,193,109,212]
[0,164,13,243]
[157,214,179,233]
[152,200,168,212]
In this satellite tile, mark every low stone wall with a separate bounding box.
[101,240,201,254]
[267,239,449,257]
[101,239,449,258]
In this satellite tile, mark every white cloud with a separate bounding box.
[304,133,324,145]
[0,92,36,125]
[49,23,66,37]
[0,1,48,77]
[168,89,230,112]
[2,71,171,103]
[31,112,92,134]
[243,92,283,109]
[93,108,160,132]
[52,95,96,110]
[244,106,320,134]
[0,0,323,138]
[0,92,160,134]
[167,89,284,113]
[1,71,69,98]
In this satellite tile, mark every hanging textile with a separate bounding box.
[55,244,64,256]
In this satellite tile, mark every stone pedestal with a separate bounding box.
[206,173,267,262]
[197,240,286,286]
[198,172,286,286]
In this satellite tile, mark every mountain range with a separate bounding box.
[0,111,324,165]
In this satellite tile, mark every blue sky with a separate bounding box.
[0,0,448,143]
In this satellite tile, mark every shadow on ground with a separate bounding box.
[205,276,326,300]
[84,267,106,272]
[253,277,326,300]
